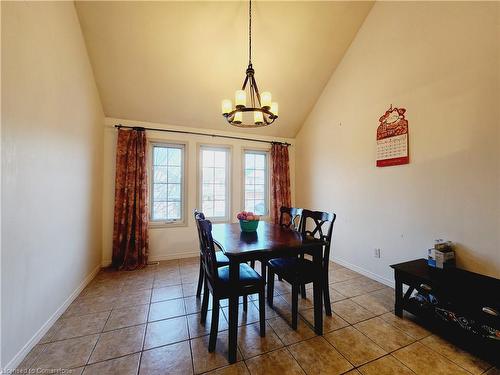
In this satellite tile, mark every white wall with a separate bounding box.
[1,2,104,368]
[102,118,295,266]
[295,1,500,284]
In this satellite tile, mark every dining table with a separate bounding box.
[211,221,326,363]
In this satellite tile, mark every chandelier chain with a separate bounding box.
[248,0,252,64]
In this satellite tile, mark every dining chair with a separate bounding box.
[196,215,266,352]
[274,206,303,282]
[267,209,336,329]
[194,210,229,298]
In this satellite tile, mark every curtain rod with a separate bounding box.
[114,124,291,146]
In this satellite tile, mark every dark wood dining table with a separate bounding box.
[211,221,326,363]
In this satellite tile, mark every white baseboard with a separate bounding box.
[332,256,394,288]
[4,264,101,371]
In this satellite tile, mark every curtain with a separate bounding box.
[112,128,149,270]
[270,143,291,224]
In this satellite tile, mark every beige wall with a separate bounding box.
[102,118,295,266]
[295,1,500,284]
[1,2,104,368]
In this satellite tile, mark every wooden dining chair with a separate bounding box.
[267,209,336,329]
[279,206,303,230]
[196,215,266,352]
[194,210,229,298]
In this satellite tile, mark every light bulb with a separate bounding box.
[221,99,232,115]
[261,92,272,108]
[235,90,246,107]
[254,111,264,124]
[234,111,242,124]
[271,102,279,116]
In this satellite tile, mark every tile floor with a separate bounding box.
[16,258,497,375]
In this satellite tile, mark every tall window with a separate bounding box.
[200,146,230,220]
[244,150,268,215]
[150,143,185,223]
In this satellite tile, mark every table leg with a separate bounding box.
[312,245,323,335]
[394,273,403,317]
[228,258,240,363]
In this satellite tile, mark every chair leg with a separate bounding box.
[250,260,255,268]
[196,257,204,298]
[261,261,266,284]
[258,289,266,337]
[200,281,209,324]
[323,274,332,316]
[300,284,307,299]
[267,268,275,307]
[243,294,248,312]
[208,298,220,352]
[291,284,299,330]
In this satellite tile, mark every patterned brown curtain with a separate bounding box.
[270,143,291,224]
[112,128,149,270]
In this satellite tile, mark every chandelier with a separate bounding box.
[221,0,278,128]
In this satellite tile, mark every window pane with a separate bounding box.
[214,168,225,184]
[202,184,214,201]
[245,190,254,200]
[167,202,181,220]
[245,153,255,169]
[202,168,214,183]
[154,183,167,201]
[168,183,181,201]
[255,154,265,169]
[202,200,214,217]
[202,150,214,167]
[214,184,225,200]
[214,201,225,217]
[154,147,168,165]
[254,170,265,185]
[245,169,255,185]
[167,166,181,183]
[153,201,167,220]
[167,148,181,166]
[214,151,226,168]
[254,200,265,215]
[243,151,268,216]
[245,200,255,213]
[154,166,168,183]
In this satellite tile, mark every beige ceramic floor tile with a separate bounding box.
[103,304,149,331]
[144,316,189,350]
[89,324,145,363]
[237,321,283,359]
[421,335,491,374]
[53,311,110,341]
[114,289,152,309]
[82,352,140,375]
[182,282,201,297]
[300,309,349,333]
[63,296,115,318]
[151,285,183,302]
[32,334,99,370]
[267,316,316,346]
[358,355,416,375]
[184,295,213,314]
[139,340,193,375]
[148,298,186,321]
[325,326,387,366]
[279,292,315,311]
[331,277,386,298]
[378,312,431,340]
[328,287,348,302]
[331,299,375,324]
[16,344,48,371]
[329,267,362,283]
[222,302,261,327]
[355,317,415,352]
[187,310,228,338]
[350,288,394,315]
[393,342,470,375]
[190,331,242,374]
[251,299,279,319]
[245,348,305,375]
[288,336,353,375]
[204,362,250,375]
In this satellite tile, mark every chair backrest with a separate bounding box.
[300,209,336,269]
[279,206,303,231]
[195,215,219,285]
[194,209,206,255]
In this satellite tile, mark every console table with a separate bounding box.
[391,259,499,365]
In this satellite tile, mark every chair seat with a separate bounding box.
[268,257,316,282]
[217,263,263,286]
[215,251,229,266]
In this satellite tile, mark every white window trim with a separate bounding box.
[242,148,270,220]
[148,140,188,228]
[197,144,232,223]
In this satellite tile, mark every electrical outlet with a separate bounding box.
[374,248,381,258]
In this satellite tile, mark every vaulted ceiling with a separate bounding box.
[76,1,373,138]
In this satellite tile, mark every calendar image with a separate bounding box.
[376,105,409,167]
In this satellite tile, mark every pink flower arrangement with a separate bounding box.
[237,211,259,221]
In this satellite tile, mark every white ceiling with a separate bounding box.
[76,1,373,138]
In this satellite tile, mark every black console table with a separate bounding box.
[391,259,499,365]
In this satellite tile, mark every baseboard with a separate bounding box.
[3,264,101,371]
[332,256,394,288]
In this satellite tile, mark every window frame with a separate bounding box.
[197,144,232,223]
[242,148,270,218]
[148,140,187,228]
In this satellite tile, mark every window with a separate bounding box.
[150,143,185,223]
[200,146,230,220]
[244,150,268,216]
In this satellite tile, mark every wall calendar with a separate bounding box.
[376,105,409,167]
